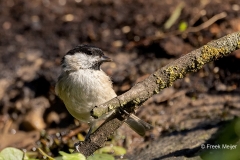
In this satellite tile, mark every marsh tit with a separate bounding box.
[55,44,152,136]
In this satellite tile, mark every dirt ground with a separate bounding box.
[1,0,240,159]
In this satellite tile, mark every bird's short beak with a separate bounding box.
[100,55,112,62]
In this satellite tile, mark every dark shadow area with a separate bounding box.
[136,42,175,59]
[24,75,51,97]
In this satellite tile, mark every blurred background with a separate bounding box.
[1,0,240,159]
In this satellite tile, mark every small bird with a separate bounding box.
[55,44,152,137]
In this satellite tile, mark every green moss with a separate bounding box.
[192,44,232,72]
[133,98,141,105]
[196,57,204,69]
[238,41,240,48]
[153,73,166,89]
[120,100,127,107]
[179,71,184,79]
[154,89,159,94]
[165,66,180,86]
[108,104,114,110]
[201,45,228,62]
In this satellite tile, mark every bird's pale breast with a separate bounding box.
[55,69,116,122]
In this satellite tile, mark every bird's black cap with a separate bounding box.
[66,44,104,57]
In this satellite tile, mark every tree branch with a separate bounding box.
[75,31,240,157]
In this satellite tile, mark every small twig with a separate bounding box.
[126,12,227,49]
[37,148,54,160]
[185,12,227,33]
[3,119,12,134]
[188,1,210,26]
[62,125,88,142]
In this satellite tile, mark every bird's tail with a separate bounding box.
[125,114,153,136]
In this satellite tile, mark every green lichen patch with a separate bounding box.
[133,98,141,105]
[238,41,240,48]
[201,45,227,62]
[153,73,167,89]
[108,104,114,110]
[165,66,180,86]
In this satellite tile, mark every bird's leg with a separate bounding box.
[118,106,131,118]
[74,122,93,152]
[85,122,94,141]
